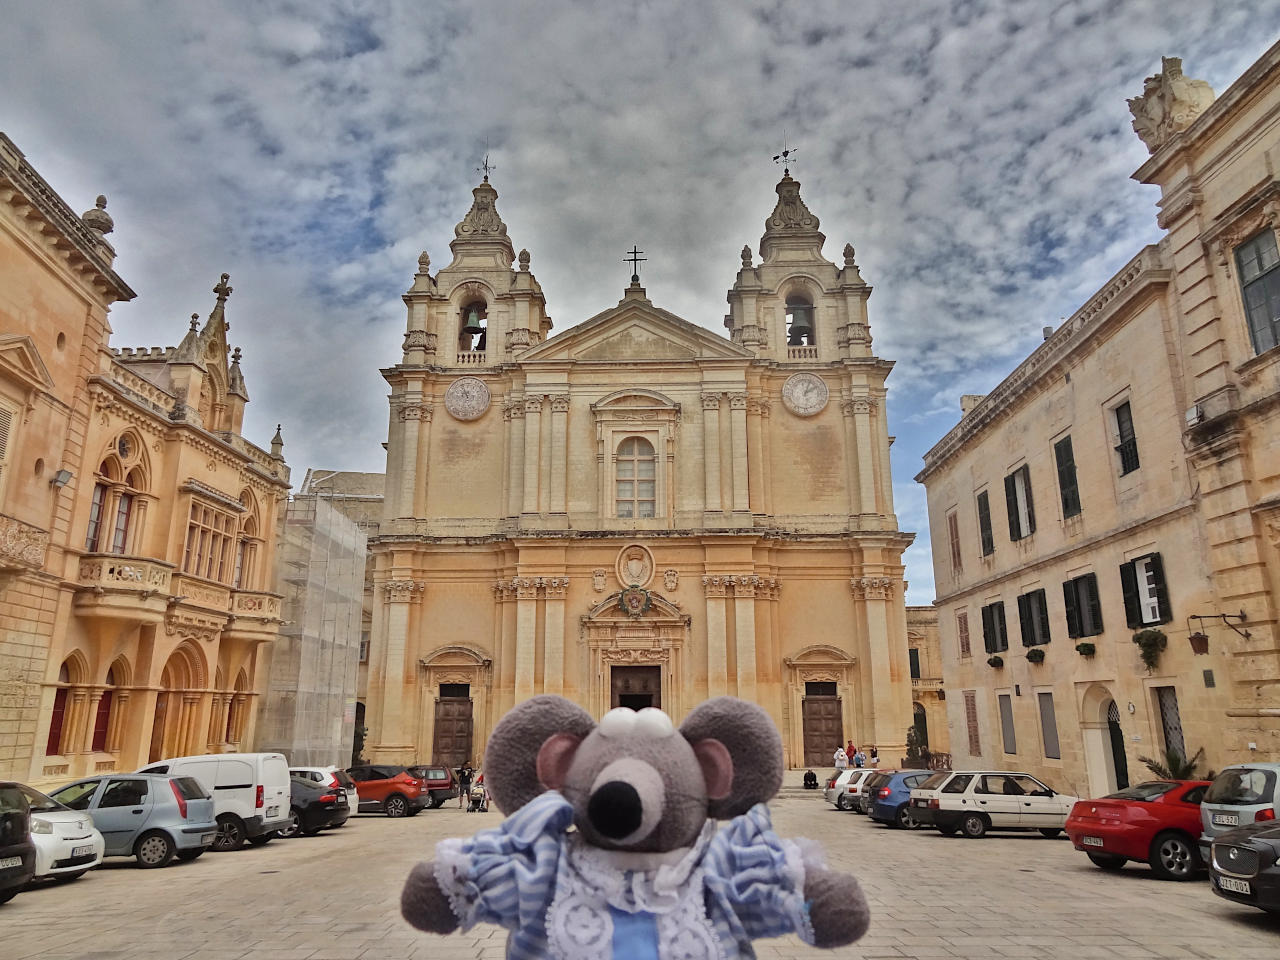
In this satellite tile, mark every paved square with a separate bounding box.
[2,796,1277,959]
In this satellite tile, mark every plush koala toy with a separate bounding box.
[402,695,870,959]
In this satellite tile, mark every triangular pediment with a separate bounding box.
[0,335,54,393]
[520,294,753,364]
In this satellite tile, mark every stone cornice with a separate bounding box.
[917,246,1169,482]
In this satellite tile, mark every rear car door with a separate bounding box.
[93,778,152,855]
[214,758,256,821]
[972,774,1025,826]
[260,755,291,824]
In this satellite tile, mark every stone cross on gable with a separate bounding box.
[213,272,233,302]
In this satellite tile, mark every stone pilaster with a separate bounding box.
[728,393,750,514]
[522,397,543,516]
[703,575,729,696]
[513,577,540,701]
[549,395,570,516]
[701,393,722,514]
[731,575,758,700]
[543,577,568,695]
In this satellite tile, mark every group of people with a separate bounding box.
[832,741,878,771]
[454,762,488,812]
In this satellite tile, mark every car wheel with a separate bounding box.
[0,888,17,904]
[1039,828,1062,838]
[937,825,958,837]
[212,814,246,852]
[1087,852,1126,871]
[961,813,988,838]
[1150,831,1199,881]
[384,794,409,818]
[246,832,274,847]
[429,795,444,809]
[175,848,205,863]
[278,809,303,839]
[894,804,917,829]
[836,794,853,811]
[52,870,89,883]
[135,831,176,869]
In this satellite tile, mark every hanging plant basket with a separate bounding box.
[1075,642,1096,657]
[1026,648,1046,664]
[987,655,1004,669]
[1189,632,1210,655]
[1132,628,1167,671]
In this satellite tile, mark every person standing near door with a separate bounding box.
[455,762,473,809]
[833,745,848,772]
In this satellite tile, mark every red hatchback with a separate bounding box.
[1065,780,1211,881]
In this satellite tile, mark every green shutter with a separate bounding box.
[1004,473,1019,541]
[982,604,996,654]
[1021,465,1036,534]
[1035,589,1051,645]
[1063,580,1081,639]
[1149,553,1172,624]
[977,491,994,556]
[1119,561,1141,629]
[1054,437,1080,518]
[994,602,1008,652]
[1017,593,1033,647]
[1084,574,1104,636]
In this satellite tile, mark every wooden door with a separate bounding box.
[802,695,843,767]
[610,665,661,710]
[432,697,473,770]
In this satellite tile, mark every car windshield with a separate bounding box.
[173,776,210,800]
[50,780,100,810]
[919,772,949,790]
[1105,781,1178,801]
[407,766,429,779]
[333,770,355,788]
[1206,768,1276,805]
[18,783,67,812]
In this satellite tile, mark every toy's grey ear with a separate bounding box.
[680,697,783,818]
[483,695,596,814]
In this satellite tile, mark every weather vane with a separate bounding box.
[772,133,798,175]
[477,142,496,182]
[624,245,646,283]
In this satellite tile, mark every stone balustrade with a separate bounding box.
[230,590,282,618]
[911,676,944,693]
[78,554,173,592]
[170,573,231,610]
[0,511,50,576]
[455,351,487,365]
[786,345,819,361]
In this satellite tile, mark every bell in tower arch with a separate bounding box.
[461,304,485,336]
[786,298,814,346]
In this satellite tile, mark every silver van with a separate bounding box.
[1199,763,1280,858]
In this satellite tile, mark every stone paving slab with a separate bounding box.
[1,796,1277,958]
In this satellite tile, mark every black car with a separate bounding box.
[0,782,35,905]
[1210,821,1280,915]
[277,776,350,838]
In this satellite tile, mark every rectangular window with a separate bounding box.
[1017,589,1052,646]
[110,492,134,554]
[1114,401,1140,475]
[976,490,994,556]
[359,632,370,664]
[1037,692,1061,759]
[981,601,1008,654]
[964,690,981,756]
[1237,229,1280,354]
[1062,573,1104,638]
[908,648,921,679]
[946,510,963,577]
[956,611,971,658]
[85,482,107,552]
[1120,553,1171,627]
[997,693,1016,755]
[182,500,238,583]
[1155,686,1185,759]
[0,401,13,503]
[1004,465,1035,541]
[1054,436,1081,518]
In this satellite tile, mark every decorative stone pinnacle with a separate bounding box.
[189,313,199,331]
[213,273,233,302]
[418,250,431,272]
[231,346,242,364]
[454,180,508,240]
[740,245,752,267]
[518,248,530,271]
[1128,56,1215,154]
[843,243,857,266]
[765,172,819,234]
[81,194,114,235]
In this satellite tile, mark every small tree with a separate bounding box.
[1138,746,1214,780]
[351,723,369,767]
[905,725,924,766]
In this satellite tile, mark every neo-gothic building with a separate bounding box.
[367,171,915,770]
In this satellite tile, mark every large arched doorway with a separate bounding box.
[149,643,205,762]
[912,701,929,749]
[1080,684,1129,797]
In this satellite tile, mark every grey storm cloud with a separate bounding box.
[4,0,1279,604]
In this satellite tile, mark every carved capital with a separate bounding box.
[728,392,749,410]
[512,577,540,600]
[522,396,544,416]
[551,394,571,413]
[850,576,893,600]
[383,579,425,602]
[399,403,434,422]
[702,575,728,598]
[701,393,722,411]
[543,576,569,599]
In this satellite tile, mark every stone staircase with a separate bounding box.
[776,767,832,800]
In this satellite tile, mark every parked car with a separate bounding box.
[823,770,857,808]
[408,765,459,808]
[1199,763,1280,860]
[139,753,291,851]
[0,782,35,904]
[17,783,104,882]
[855,771,892,814]
[290,766,359,814]
[278,776,351,838]
[868,770,934,828]
[47,774,217,868]
[913,771,1077,838]
[346,764,431,817]
[836,769,882,812]
[1209,821,1280,915]
[1064,780,1210,880]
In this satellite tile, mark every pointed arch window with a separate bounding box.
[46,663,70,756]
[91,666,116,752]
[615,437,656,518]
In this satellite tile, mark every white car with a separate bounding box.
[140,753,291,851]
[823,770,856,807]
[835,769,881,811]
[290,766,359,815]
[911,770,1077,838]
[19,784,105,882]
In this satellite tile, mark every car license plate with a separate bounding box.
[0,855,21,869]
[1213,813,1240,826]
[1218,876,1251,895]
[72,845,94,858]
[266,806,279,817]
[1082,836,1104,847]
[914,799,927,807]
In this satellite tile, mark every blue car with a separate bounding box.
[867,770,935,828]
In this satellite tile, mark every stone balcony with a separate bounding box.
[912,676,944,694]
[75,554,173,623]
[224,589,284,643]
[0,511,50,589]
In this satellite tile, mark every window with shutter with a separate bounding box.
[1236,230,1280,354]
[1114,401,1140,475]
[957,611,971,658]
[981,601,1008,653]
[1054,436,1081,518]
[976,491,994,556]
[1155,686,1185,758]
[1082,574,1104,636]
[0,402,13,502]
[964,690,981,756]
[946,510,963,577]
[909,648,921,679]
[1004,465,1035,540]
[1062,578,1082,638]
[1037,692,1061,759]
[998,693,1017,754]
[1121,554,1171,627]
[1017,589,1051,646]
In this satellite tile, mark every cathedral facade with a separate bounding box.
[367,172,914,770]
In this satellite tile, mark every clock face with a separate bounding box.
[444,376,491,421]
[782,373,829,417]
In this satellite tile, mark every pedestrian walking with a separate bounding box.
[854,747,866,768]
[833,745,848,771]
[455,761,474,809]
[868,745,879,765]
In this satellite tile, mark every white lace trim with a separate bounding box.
[779,838,815,945]
[433,837,480,930]
[566,822,716,913]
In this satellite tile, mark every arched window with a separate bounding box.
[91,665,116,752]
[459,300,488,352]
[913,701,929,750]
[46,662,70,756]
[233,491,261,589]
[615,437,656,518]
[785,295,815,346]
[85,449,146,554]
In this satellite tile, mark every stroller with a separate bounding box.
[467,781,488,813]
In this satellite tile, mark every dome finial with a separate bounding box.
[82,194,114,236]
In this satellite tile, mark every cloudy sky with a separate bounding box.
[5,1,1278,603]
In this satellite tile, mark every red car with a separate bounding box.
[1065,780,1211,880]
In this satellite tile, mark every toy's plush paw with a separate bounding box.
[804,865,870,948]
[401,861,460,935]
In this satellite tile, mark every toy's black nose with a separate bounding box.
[588,780,643,839]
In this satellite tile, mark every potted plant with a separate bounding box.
[1075,642,1096,657]
[1026,648,1045,664]
[987,654,1004,669]
[1132,628,1167,671]
[1188,631,1209,655]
